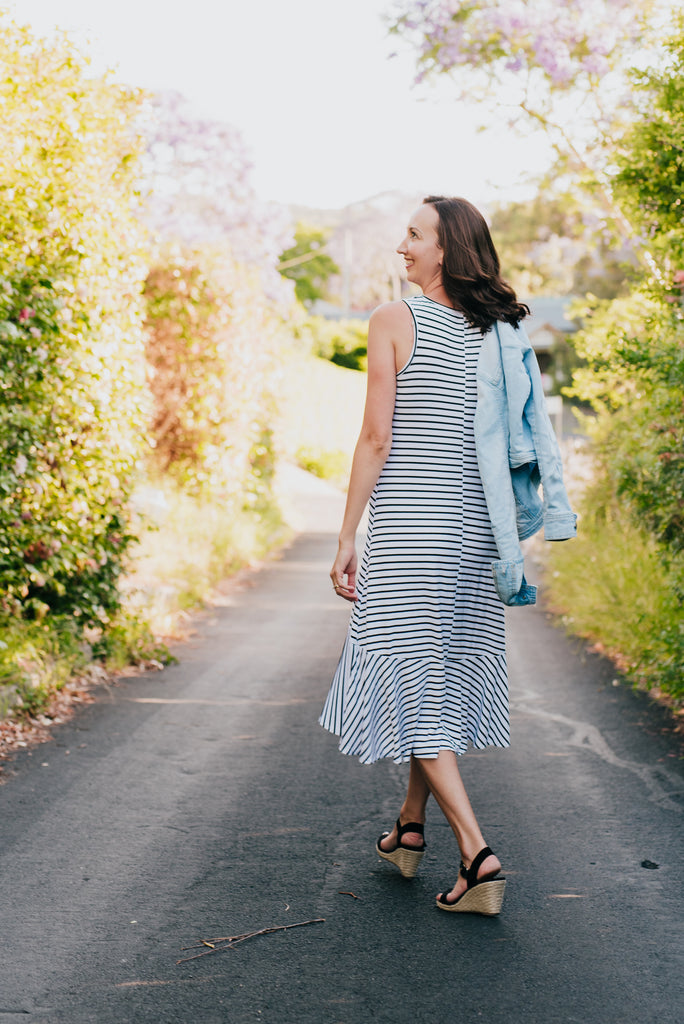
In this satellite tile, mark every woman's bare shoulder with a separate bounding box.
[369,300,413,332]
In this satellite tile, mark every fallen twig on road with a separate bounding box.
[338,891,361,899]
[177,918,325,963]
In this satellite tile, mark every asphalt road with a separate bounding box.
[0,472,682,1024]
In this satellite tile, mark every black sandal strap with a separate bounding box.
[396,819,426,851]
[396,819,424,838]
[464,846,494,887]
[436,886,460,907]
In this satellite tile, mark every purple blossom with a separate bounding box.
[140,92,294,306]
[393,0,643,87]
[582,53,611,77]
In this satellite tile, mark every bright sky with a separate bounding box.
[9,0,552,210]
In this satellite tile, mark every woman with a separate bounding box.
[319,196,534,916]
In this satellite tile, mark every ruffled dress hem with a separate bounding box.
[319,637,510,766]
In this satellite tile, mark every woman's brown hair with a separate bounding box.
[423,195,529,332]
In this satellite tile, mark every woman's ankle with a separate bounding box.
[399,809,425,827]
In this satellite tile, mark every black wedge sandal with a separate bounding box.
[436,846,506,915]
[376,819,426,878]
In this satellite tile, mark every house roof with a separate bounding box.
[525,296,578,337]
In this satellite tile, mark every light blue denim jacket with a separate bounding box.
[474,320,577,607]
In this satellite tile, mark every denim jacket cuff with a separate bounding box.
[490,559,537,606]
[543,511,578,541]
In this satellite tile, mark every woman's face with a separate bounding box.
[396,204,443,289]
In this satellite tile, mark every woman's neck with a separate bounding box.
[422,280,453,308]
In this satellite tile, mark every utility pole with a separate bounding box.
[342,227,353,316]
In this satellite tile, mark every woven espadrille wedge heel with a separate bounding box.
[436,846,506,916]
[376,819,426,878]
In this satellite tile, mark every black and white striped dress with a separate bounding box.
[320,295,509,765]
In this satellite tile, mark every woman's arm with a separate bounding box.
[330,301,411,602]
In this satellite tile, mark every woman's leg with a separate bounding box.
[416,750,500,900]
[378,755,430,851]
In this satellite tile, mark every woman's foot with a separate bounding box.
[437,848,501,905]
[378,818,425,853]
[376,818,426,878]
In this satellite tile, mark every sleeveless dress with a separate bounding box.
[319,295,509,765]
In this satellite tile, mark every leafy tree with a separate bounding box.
[489,193,630,299]
[390,0,666,262]
[390,0,654,147]
[278,225,339,306]
[613,25,684,277]
[579,23,684,562]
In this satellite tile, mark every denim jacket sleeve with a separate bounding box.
[474,321,577,607]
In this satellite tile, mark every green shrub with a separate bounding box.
[564,295,684,700]
[0,616,86,717]
[90,609,174,672]
[0,20,298,723]
[302,316,368,372]
[0,19,148,628]
[604,326,684,563]
[143,245,285,500]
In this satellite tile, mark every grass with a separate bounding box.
[543,484,684,704]
[122,481,291,637]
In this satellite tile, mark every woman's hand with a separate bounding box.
[330,540,358,602]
